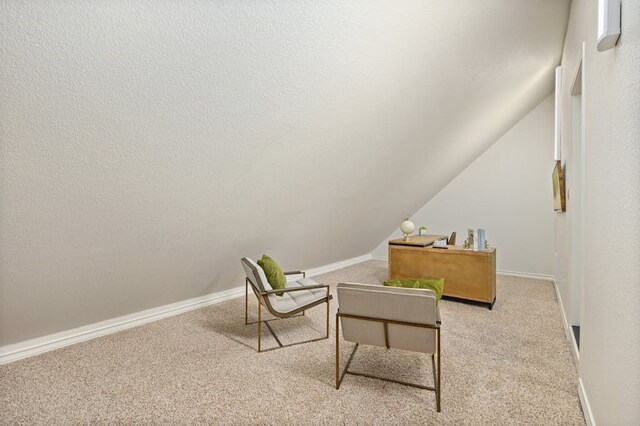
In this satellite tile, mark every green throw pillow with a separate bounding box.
[257,255,287,296]
[383,278,444,303]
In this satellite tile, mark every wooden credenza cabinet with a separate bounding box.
[388,241,496,309]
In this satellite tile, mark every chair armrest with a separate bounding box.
[337,311,440,330]
[263,284,329,295]
[284,270,306,277]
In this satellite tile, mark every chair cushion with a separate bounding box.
[268,277,327,314]
[257,255,286,296]
[384,278,444,303]
[285,278,327,303]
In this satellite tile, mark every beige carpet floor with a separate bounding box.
[0,260,585,425]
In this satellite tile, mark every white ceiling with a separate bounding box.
[0,0,571,343]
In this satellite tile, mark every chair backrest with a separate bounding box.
[240,257,273,294]
[337,282,437,354]
[448,231,456,245]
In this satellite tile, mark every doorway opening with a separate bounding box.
[570,47,585,352]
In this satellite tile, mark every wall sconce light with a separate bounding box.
[597,0,621,52]
[554,66,562,161]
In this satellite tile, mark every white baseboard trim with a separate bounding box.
[552,279,580,365]
[496,270,554,281]
[305,253,372,277]
[0,253,374,365]
[0,286,245,365]
[370,254,388,261]
[553,279,571,339]
[578,378,596,426]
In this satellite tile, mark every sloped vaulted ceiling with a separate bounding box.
[0,0,570,344]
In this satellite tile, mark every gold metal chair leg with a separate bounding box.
[246,280,332,353]
[326,298,330,338]
[334,311,441,411]
[258,299,262,353]
[245,279,249,325]
[335,312,340,389]
[436,328,441,412]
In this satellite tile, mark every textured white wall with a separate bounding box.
[372,95,556,277]
[556,0,640,423]
[0,1,569,345]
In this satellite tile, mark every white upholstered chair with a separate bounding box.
[335,282,442,412]
[241,257,332,352]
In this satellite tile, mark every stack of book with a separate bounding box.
[467,228,486,251]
